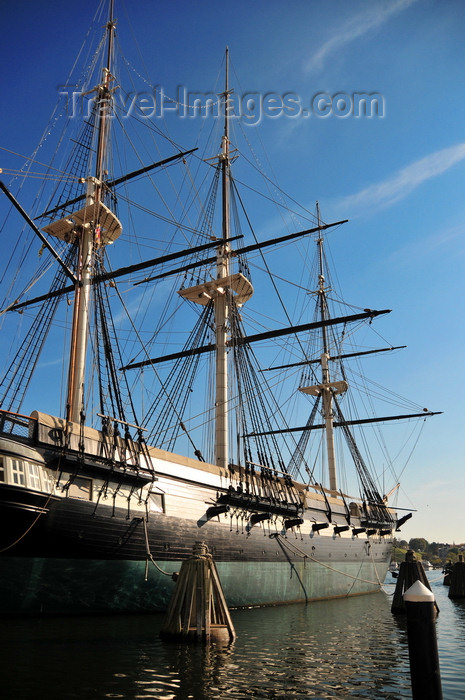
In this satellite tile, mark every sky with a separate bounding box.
[0,0,464,545]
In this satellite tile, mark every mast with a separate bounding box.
[299,204,347,491]
[66,7,116,423]
[39,2,121,423]
[176,48,253,466]
[215,47,232,469]
[317,204,337,491]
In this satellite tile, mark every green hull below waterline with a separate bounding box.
[0,555,389,617]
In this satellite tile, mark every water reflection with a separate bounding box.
[1,574,464,699]
[128,593,411,699]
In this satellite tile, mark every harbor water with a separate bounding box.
[1,571,464,699]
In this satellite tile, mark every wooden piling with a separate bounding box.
[404,580,443,700]
[160,541,236,643]
[391,549,438,615]
[448,555,465,599]
[442,560,453,586]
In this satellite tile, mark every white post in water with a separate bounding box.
[404,580,442,699]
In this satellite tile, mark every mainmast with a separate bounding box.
[177,48,253,467]
[299,204,347,491]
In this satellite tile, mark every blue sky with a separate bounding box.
[1,0,464,545]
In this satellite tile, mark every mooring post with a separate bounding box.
[442,560,453,586]
[404,580,443,700]
[391,549,437,615]
[448,555,465,599]
[160,541,236,643]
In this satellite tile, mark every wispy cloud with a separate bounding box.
[306,0,418,74]
[335,142,465,215]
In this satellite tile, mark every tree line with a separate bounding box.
[393,538,464,566]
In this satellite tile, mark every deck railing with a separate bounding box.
[0,409,34,439]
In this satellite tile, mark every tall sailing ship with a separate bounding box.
[0,3,438,615]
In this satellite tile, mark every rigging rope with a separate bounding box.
[333,394,393,525]
[287,395,320,479]
[0,245,77,412]
[273,534,384,588]
[142,517,175,578]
